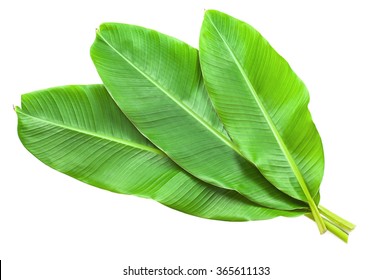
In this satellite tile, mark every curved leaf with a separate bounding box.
[199,10,325,231]
[16,85,305,221]
[90,23,307,211]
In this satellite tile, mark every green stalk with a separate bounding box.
[318,205,355,232]
[305,214,349,243]
[307,199,327,234]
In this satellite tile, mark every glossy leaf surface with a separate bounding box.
[90,23,307,210]
[16,85,305,221]
[200,10,325,229]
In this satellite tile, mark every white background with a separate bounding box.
[1,0,391,279]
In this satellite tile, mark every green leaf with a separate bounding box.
[16,85,304,221]
[199,10,326,232]
[90,23,307,211]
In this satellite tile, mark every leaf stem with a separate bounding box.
[318,205,356,232]
[308,200,327,234]
[305,214,349,243]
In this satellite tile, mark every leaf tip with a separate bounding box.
[14,105,22,114]
[204,9,225,19]
[203,9,216,20]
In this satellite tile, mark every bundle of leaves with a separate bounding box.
[16,10,355,241]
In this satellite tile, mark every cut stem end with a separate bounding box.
[305,206,355,242]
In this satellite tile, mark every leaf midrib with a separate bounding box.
[96,29,242,156]
[17,108,163,155]
[206,16,313,201]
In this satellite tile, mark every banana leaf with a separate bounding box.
[16,84,304,221]
[90,23,307,211]
[199,10,326,232]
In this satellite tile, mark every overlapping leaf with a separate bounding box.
[90,23,307,211]
[16,85,304,221]
[199,10,325,231]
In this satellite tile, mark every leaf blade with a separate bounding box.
[90,23,307,210]
[200,10,325,232]
[17,85,304,221]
